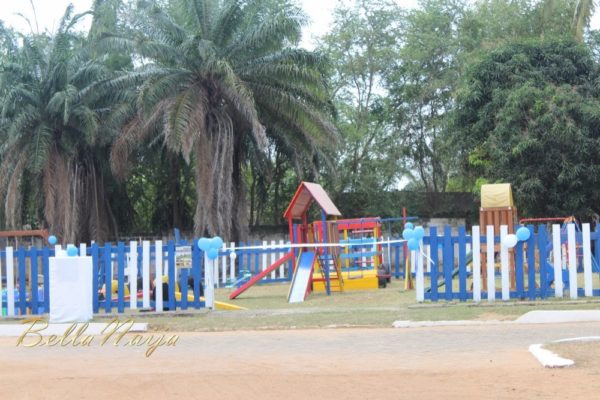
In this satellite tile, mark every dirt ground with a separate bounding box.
[2,322,600,399]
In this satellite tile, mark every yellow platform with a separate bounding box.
[312,269,378,292]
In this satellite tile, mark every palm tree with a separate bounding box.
[0,6,130,243]
[108,0,337,240]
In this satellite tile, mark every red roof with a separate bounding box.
[283,182,342,220]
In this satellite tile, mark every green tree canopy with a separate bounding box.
[106,0,337,240]
[453,38,600,217]
[0,6,128,242]
[317,0,404,197]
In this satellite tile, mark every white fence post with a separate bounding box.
[205,252,215,309]
[472,226,481,302]
[221,243,228,285]
[270,240,277,279]
[229,242,236,281]
[486,225,495,302]
[279,240,285,278]
[416,242,424,302]
[142,241,150,309]
[6,247,14,316]
[155,240,163,312]
[567,224,578,299]
[500,225,509,301]
[583,223,593,297]
[129,241,138,310]
[552,225,563,298]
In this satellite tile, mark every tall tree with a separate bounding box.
[318,0,404,196]
[107,0,336,240]
[573,0,596,42]
[388,0,466,192]
[0,6,128,242]
[452,39,600,217]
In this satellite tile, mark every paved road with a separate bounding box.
[1,322,600,399]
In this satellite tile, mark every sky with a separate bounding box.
[0,0,417,48]
[0,0,598,47]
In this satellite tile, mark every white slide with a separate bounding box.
[288,252,316,303]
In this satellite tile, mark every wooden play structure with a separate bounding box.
[479,183,518,289]
[229,181,387,303]
[311,218,383,292]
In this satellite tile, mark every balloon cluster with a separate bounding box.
[197,236,224,260]
[402,222,426,251]
[501,226,531,248]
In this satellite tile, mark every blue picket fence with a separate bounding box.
[415,223,600,302]
[0,236,414,316]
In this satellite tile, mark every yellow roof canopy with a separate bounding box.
[481,183,514,208]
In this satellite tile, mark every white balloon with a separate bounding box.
[502,234,518,248]
[229,252,237,259]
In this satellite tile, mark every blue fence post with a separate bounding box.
[17,247,26,315]
[167,241,176,311]
[103,243,112,313]
[254,240,261,279]
[429,227,439,301]
[191,241,202,308]
[515,240,524,299]
[443,225,453,300]
[30,248,39,314]
[42,247,50,313]
[247,242,253,278]
[526,225,536,300]
[180,243,189,310]
[117,242,125,313]
[458,226,467,301]
[91,243,99,313]
[537,225,548,299]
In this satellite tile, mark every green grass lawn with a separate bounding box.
[104,280,600,332]
[4,279,600,332]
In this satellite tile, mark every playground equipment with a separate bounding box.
[230,182,344,302]
[310,218,383,292]
[284,182,343,302]
[229,182,393,302]
[479,183,517,289]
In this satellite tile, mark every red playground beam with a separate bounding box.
[229,252,294,300]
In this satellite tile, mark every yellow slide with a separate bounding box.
[175,292,247,311]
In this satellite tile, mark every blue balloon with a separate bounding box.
[210,236,224,249]
[516,227,531,241]
[66,245,78,257]
[207,247,219,260]
[405,222,414,230]
[402,228,414,240]
[407,238,420,251]
[48,235,57,245]
[413,226,425,240]
[197,237,211,251]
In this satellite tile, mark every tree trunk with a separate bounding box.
[43,147,115,244]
